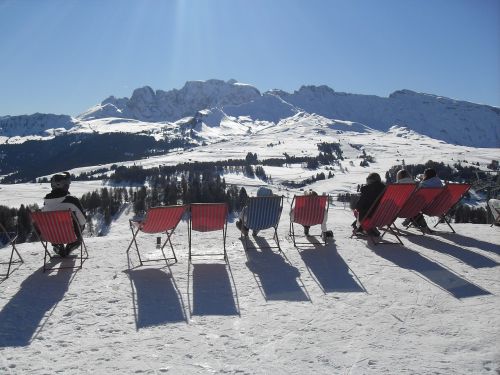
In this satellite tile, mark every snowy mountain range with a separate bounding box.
[0,79,499,148]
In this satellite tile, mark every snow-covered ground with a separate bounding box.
[0,107,499,373]
[0,199,499,374]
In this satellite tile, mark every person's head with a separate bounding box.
[257,187,273,197]
[423,168,437,181]
[304,189,318,197]
[50,172,71,192]
[366,172,381,185]
[396,169,411,182]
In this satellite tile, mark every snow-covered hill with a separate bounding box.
[0,113,77,143]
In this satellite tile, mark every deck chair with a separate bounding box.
[30,210,88,272]
[353,184,416,245]
[487,199,500,227]
[0,223,23,278]
[395,187,443,234]
[126,205,187,266]
[188,203,228,261]
[241,196,283,251]
[289,195,329,246]
[421,183,471,233]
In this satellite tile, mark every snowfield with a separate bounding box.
[0,200,499,374]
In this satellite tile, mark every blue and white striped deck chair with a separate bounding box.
[242,196,284,251]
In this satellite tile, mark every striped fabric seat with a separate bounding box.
[190,203,228,232]
[241,196,283,251]
[127,205,187,266]
[0,223,23,279]
[397,187,443,219]
[357,184,416,244]
[31,210,88,272]
[134,206,187,233]
[189,203,228,261]
[245,196,283,231]
[289,195,329,246]
[31,210,78,244]
[422,183,471,233]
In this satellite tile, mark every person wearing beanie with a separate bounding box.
[396,169,414,184]
[42,172,87,257]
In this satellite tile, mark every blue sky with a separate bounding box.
[0,0,499,116]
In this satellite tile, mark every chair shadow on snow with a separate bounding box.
[244,236,310,302]
[125,268,187,329]
[371,245,491,299]
[188,261,240,317]
[0,260,75,347]
[297,236,367,294]
[441,232,500,256]
[404,234,498,269]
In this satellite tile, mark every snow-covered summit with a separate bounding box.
[0,113,76,139]
[78,79,261,122]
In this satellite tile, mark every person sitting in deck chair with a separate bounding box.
[291,189,332,239]
[352,172,386,237]
[42,172,87,257]
[395,169,414,184]
[236,186,274,237]
[401,168,443,232]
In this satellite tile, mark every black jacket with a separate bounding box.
[355,181,386,221]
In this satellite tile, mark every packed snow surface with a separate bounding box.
[0,199,498,374]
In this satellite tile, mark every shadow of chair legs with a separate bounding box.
[0,263,74,347]
[189,263,239,316]
[440,232,500,256]
[406,235,498,269]
[371,246,490,299]
[244,237,310,302]
[298,240,366,294]
[126,268,187,328]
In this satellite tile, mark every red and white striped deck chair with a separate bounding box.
[354,184,416,245]
[0,222,23,279]
[127,205,187,266]
[421,183,471,233]
[188,203,228,261]
[289,195,329,246]
[395,187,443,234]
[30,210,88,272]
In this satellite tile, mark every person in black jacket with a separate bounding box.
[353,172,386,236]
[42,172,87,257]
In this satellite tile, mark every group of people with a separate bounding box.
[236,187,332,240]
[352,168,443,236]
[42,167,450,254]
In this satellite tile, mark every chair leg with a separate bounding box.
[161,230,177,264]
[274,227,282,252]
[433,215,456,233]
[126,227,143,265]
[290,222,296,246]
[188,221,192,262]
